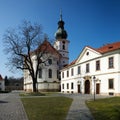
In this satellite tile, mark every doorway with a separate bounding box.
[85,80,90,94]
[96,83,100,94]
[78,84,81,93]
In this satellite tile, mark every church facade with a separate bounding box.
[61,42,120,96]
[24,13,69,92]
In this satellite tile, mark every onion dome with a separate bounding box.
[55,12,68,39]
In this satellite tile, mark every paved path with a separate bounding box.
[0,92,112,120]
[65,94,112,120]
[0,92,28,120]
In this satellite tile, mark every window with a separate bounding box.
[108,79,114,89]
[48,69,52,78]
[48,59,52,65]
[67,70,69,77]
[62,72,64,78]
[78,66,81,74]
[71,68,74,76]
[86,52,89,56]
[38,68,42,78]
[62,84,64,89]
[62,41,65,50]
[86,63,89,73]
[71,83,74,89]
[67,83,69,89]
[96,60,100,70]
[63,44,65,50]
[108,57,114,68]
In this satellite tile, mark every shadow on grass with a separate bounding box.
[0,100,8,104]
[20,92,45,97]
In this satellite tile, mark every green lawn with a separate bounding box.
[21,97,73,120]
[86,97,120,120]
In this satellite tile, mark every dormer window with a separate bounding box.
[108,46,113,49]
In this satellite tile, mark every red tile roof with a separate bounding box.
[0,75,3,81]
[63,59,77,68]
[96,41,120,53]
[32,40,62,58]
[62,41,120,69]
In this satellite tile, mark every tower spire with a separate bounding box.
[60,9,62,21]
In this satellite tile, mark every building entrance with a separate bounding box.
[78,84,81,93]
[85,80,90,94]
[96,83,100,94]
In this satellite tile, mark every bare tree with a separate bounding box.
[3,21,51,92]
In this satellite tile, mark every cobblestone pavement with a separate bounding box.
[65,94,112,120]
[0,92,28,120]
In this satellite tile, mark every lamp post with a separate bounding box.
[93,76,96,101]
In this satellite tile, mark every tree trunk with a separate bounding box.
[33,78,37,92]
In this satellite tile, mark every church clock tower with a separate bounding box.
[54,12,70,68]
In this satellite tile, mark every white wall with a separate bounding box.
[24,53,60,92]
[61,49,120,95]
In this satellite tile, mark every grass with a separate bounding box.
[21,97,73,120]
[86,97,120,120]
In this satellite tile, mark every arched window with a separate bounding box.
[48,69,52,78]
[62,41,65,50]
[63,44,65,50]
[48,59,52,65]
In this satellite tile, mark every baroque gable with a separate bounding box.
[76,46,101,64]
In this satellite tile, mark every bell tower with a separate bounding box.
[54,11,70,68]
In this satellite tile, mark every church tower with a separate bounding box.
[54,12,70,68]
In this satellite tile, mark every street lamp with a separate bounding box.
[93,76,96,101]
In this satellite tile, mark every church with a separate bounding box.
[24,13,70,92]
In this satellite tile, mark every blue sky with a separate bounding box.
[0,0,120,78]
